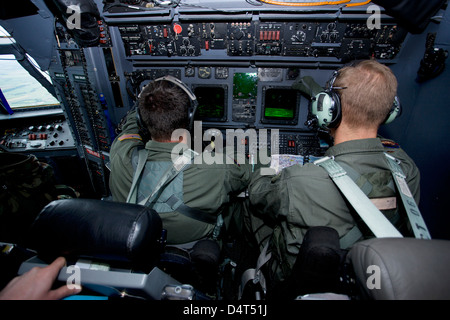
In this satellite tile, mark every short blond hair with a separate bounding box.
[334,59,398,129]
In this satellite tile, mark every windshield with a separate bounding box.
[0,26,60,110]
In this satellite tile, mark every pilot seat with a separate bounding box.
[18,198,217,300]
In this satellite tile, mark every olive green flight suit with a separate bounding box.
[248,138,420,282]
[109,109,252,244]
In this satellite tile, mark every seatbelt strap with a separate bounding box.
[127,148,197,205]
[384,153,431,239]
[333,161,394,248]
[126,148,149,204]
[315,156,403,239]
[165,194,217,224]
[339,225,363,249]
[239,240,271,300]
[139,148,197,207]
[127,148,221,229]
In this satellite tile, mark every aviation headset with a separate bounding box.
[136,75,199,139]
[310,70,401,129]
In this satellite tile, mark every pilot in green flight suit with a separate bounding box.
[109,77,251,245]
[246,60,421,284]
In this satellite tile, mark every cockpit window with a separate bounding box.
[0,26,60,111]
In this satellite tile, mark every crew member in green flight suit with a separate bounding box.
[246,59,421,284]
[109,77,251,245]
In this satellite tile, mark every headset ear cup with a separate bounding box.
[136,106,151,140]
[311,91,341,129]
[188,100,198,131]
[383,96,401,125]
[327,90,341,128]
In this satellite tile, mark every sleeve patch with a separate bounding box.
[381,140,400,148]
[118,134,142,141]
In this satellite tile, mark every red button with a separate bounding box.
[173,23,182,34]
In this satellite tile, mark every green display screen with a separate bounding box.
[194,86,226,120]
[264,88,297,120]
[233,72,258,99]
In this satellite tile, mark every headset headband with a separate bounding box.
[137,75,197,103]
[327,71,347,91]
[153,75,198,104]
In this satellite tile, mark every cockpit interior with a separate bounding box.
[1,0,450,303]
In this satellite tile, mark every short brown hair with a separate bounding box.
[334,59,398,128]
[138,79,190,141]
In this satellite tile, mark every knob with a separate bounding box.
[233,29,244,40]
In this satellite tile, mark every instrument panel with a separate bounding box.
[124,65,327,158]
[118,20,406,61]
[0,114,76,153]
[125,66,311,127]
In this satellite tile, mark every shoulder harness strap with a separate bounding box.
[315,156,403,240]
[314,155,431,247]
[127,147,217,225]
[384,153,431,239]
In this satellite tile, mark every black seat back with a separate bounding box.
[348,237,450,300]
[26,198,163,272]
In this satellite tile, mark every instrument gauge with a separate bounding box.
[198,66,212,79]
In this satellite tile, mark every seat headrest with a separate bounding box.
[348,238,450,300]
[26,199,162,270]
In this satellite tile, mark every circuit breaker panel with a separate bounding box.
[46,18,115,197]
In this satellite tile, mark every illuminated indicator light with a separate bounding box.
[173,23,183,34]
